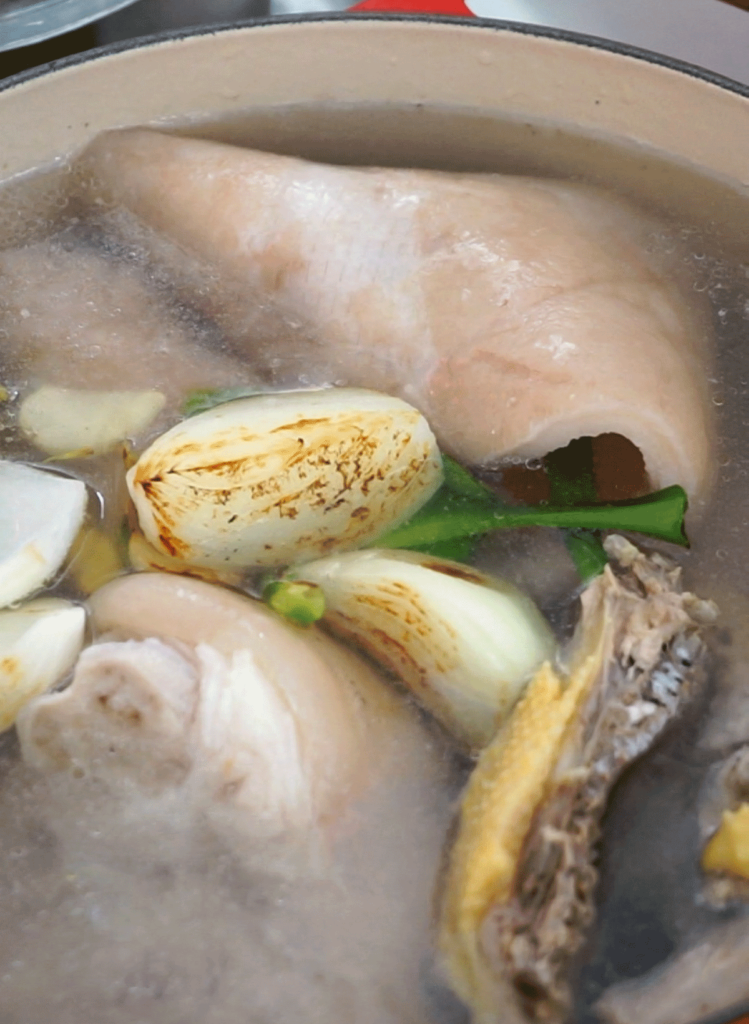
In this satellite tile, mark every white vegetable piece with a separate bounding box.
[295,549,556,750]
[0,597,85,731]
[19,385,166,457]
[127,388,443,570]
[0,461,88,608]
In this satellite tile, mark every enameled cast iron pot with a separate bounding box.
[2,14,749,1024]
[2,15,749,180]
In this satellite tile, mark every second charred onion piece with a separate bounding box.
[438,535,717,1024]
[294,549,554,751]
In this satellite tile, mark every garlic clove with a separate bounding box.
[19,385,166,457]
[294,548,555,750]
[0,461,88,608]
[126,388,443,570]
[0,597,86,731]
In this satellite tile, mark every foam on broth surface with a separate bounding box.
[2,102,749,1023]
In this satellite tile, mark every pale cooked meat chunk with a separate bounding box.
[18,574,429,856]
[19,637,199,791]
[77,129,714,503]
[0,240,247,408]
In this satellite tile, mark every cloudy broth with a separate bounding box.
[2,102,749,1024]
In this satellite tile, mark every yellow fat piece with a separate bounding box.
[438,591,608,1020]
[703,804,749,879]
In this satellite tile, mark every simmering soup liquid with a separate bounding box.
[2,103,749,1024]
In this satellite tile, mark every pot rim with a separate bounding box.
[3,11,749,103]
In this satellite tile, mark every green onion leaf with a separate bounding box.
[182,385,265,417]
[377,484,688,552]
[406,534,479,562]
[441,454,496,501]
[545,438,608,580]
[563,530,610,585]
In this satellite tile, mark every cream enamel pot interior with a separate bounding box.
[1,15,749,182]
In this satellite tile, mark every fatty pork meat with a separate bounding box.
[18,573,423,860]
[0,239,248,408]
[76,129,714,504]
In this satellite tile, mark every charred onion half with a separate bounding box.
[438,536,717,1024]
